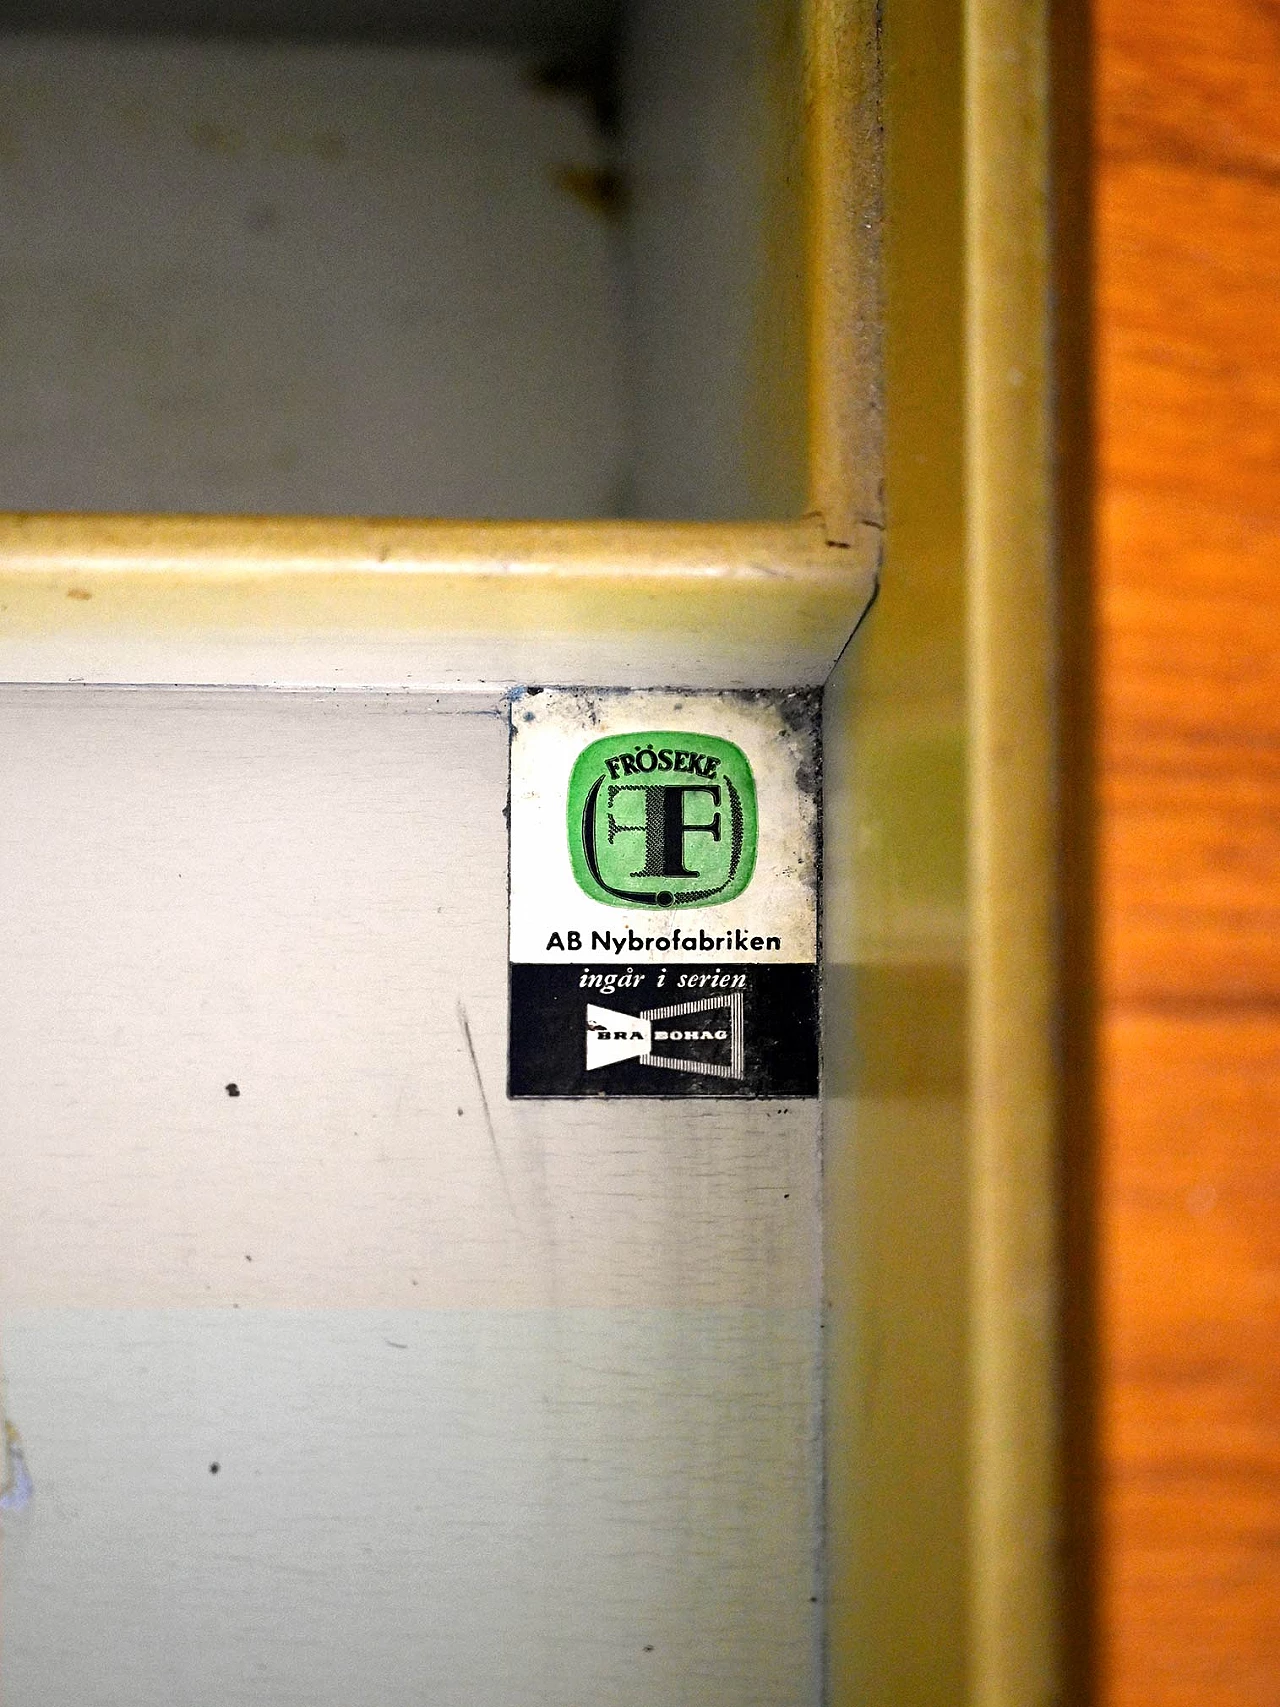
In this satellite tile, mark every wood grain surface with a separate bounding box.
[1095,0,1280,1699]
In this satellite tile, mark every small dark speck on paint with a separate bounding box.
[225,1083,240,1097]
[245,1254,252,1262]
[209,1462,220,1475]
[643,1645,654,1653]
[783,1193,790,1199]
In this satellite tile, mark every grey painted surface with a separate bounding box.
[622,0,803,520]
[0,687,821,1702]
[0,0,619,52]
[0,38,625,517]
[2,1309,818,1706]
[0,3,795,523]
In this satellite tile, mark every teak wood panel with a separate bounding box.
[1095,0,1280,1699]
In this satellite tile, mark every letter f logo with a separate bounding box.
[568,732,757,909]
[608,783,722,878]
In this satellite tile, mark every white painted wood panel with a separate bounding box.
[0,687,820,1704]
[2,1308,818,1706]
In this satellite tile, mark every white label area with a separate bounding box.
[508,689,820,1099]
[510,689,819,965]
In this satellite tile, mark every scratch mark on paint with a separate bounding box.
[456,1000,524,1235]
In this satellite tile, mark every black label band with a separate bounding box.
[508,963,819,1099]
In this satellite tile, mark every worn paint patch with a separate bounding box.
[1,1421,33,1512]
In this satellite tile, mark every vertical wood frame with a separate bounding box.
[823,0,1057,1703]
[0,2,1058,1702]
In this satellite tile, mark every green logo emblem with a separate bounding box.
[567,732,758,909]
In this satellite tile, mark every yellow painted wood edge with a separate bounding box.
[822,0,1056,1699]
[822,0,969,1691]
[0,512,877,632]
[964,0,1058,1701]
[0,513,879,685]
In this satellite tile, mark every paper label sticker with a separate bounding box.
[508,688,819,1098]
